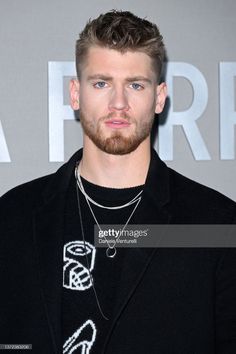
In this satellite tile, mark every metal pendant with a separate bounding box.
[106,247,116,258]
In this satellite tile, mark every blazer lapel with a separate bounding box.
[103,149,172,351]
[32,150,82,353]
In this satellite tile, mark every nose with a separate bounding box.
[108,86,129,111]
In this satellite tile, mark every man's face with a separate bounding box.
[70,46,166,155]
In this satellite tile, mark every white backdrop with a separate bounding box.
[0,0,236,200]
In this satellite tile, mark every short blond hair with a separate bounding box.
[76,10,165,81]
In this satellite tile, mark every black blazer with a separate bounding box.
[1,149,236,354]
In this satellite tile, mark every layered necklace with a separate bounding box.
[75,161,143,258]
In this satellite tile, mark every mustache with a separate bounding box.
[100,112,131,122]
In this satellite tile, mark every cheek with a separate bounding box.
[81,89,109,111]
[131,89,156,106]
[79,97,108,122]
[132,96,156,115]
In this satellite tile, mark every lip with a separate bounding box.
[105,119,131,129]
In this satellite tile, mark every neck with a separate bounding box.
[79,138,151,188]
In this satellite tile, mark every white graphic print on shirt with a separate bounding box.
[63,319,97,354]
[63,241,96,291]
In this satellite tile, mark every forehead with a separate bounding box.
[80,46,156,80]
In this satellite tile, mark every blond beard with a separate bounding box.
[79,111,154,155]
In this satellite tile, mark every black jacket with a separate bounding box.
[1,149,236,354]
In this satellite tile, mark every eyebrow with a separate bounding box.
[87,74,113,81]
[87,74,152,84]
[125,76,152,84]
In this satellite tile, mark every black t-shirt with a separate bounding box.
[62,174,144,353]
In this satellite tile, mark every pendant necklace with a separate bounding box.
[75,161,143,258]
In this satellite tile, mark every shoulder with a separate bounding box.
[0,174,54,219]
[0,149,82,218]
[167,168,236,223]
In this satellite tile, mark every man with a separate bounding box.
[0,10,236,354]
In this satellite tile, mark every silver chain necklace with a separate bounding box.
[75,163,143,210]
[75,162,143,258]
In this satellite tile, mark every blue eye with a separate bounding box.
[94,81,107,88]
[131,83,143,90]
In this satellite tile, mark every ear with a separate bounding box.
[155,82,167,114]
[69,79,80,110]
